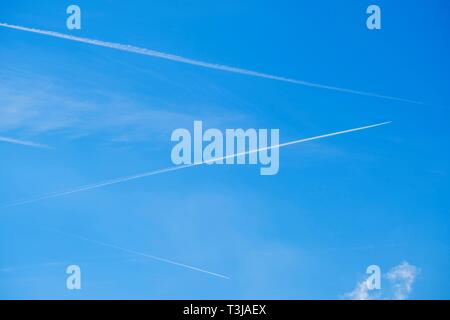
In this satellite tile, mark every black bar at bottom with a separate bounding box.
[0,300,447,318]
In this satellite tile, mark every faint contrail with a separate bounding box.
[0,22,423,105]
[3,121,391,207]
[49,228,230,279]
[0,136,51,149]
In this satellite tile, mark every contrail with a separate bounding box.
[3,121,391,207]
[0,22,423,105]
[0,136,51,149]
[48,228,230,279]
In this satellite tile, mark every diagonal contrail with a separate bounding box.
[49,228,230,279]
[0,136,51,149]
[0,22,423,105]
[3,121,391,207]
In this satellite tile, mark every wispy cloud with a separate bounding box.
[0,73,246,144]
[344,279,374,300]
[0,136,51,149]
[344,262,420,300]
[386,261,420,300]
[0,22,425,105]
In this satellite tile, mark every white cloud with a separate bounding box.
[344,261,420,300]
[344,280,372,300]
[386,261,420,300]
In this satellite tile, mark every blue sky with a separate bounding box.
[0,0,450,299]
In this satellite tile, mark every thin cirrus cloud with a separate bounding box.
[344,261,420,300]
[0,75,245,143]
[0,22,425,105]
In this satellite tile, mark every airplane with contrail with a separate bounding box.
[3,121,391,207]
[0,22,424,105]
